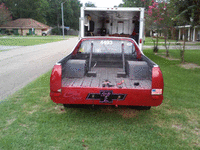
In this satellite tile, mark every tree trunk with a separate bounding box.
[156,31,159,48]
[153,29,159,53]
[165,36,169,57]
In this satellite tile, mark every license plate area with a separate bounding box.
[86,90,127,103]
[99,90,113,103]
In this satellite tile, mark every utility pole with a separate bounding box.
[61,1,67,39]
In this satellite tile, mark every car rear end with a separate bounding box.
[50,37,164,108]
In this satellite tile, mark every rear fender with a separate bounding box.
[151,66,164,100]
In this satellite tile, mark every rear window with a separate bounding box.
[78,39,135,54]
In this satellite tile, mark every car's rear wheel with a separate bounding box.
[130,106,151,110]
[141,106,151,110]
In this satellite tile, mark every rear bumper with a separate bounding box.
[50,87,163,106]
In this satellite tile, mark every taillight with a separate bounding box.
[151,66,164,96]
[50,64,62,93]
[140,39,142,43]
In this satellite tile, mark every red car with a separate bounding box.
[50,37,164,110]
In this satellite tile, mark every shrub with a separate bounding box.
[51,27,62,35]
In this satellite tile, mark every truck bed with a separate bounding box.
[62,67,152,89]
[50,37,164,107]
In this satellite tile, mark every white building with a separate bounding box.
[177,25,200,42]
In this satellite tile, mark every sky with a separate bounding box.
[80,0,123,7]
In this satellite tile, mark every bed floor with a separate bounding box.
[62,67,152,89]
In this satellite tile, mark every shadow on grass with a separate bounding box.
[63,104,151,118]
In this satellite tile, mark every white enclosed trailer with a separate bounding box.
[80,7,145,50]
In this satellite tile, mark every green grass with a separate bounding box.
[144,37,176,46]
[195,42,200,46]
[0,49,10,52]
[0,51,200,149]
[144,37,200,46]
[156,49,200,65]
[0,36,75,46]
[145,37,177,43]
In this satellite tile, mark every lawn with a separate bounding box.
[195,42,200,46]
[0,50,200,149]
[144,37,199,46]
[0,35,74,46]
[144,37,177,46]
[145,37,177,43]
[156,49,200,65]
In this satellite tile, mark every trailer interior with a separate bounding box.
[83,9,141,38]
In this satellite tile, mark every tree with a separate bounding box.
[63,0,81,30]
[120,0,152,10]
[46,0,81,32]
[170,0,200,63]
[0,3,12,25]
[46,0,61,28]
[1,0,82,32]
[123,0,144,7]
[70,0,82,30]
[1,0,49,24]
[33,0,49,24]
[146,1,174,56]
[85,1,95,7]
[146,1,162,53]
[161,3,174,57]
[173,0,200,26]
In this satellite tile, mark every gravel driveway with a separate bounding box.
[0,37,78,100]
